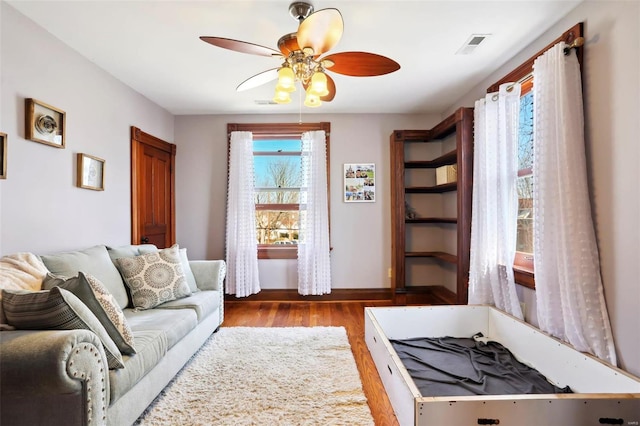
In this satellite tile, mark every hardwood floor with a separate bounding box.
[223,301,400,426]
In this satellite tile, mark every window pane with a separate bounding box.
[253,139,301,152]
[517,175,533,254]
[254,155,302,191]
[518,91,534,171]
[255,210,299,244]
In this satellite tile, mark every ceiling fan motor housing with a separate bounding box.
[289,2,314,22]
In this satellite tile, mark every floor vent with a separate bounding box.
[255,99,277,105]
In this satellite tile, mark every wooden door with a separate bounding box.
[131,127,176,249]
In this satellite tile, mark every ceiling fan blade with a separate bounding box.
[322,52,400,76]
[236,68,279,92]
[296,8,343,56]
[200,36,282,58]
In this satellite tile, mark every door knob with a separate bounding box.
[141,237,149,244]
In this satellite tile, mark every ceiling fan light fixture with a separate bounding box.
[304,87,322,108]
[277,66,296,90]
[309,71,329,97]
[273,88,292,104]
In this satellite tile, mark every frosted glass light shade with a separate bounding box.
[304,88,321,107]
[277,67,295,90]
[273,89,292,104]
[309,71,329,96]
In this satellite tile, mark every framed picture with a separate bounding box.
[77,153,105,191]
[25,98,66,148]
[344,163,375,202]
[0,133,6,179]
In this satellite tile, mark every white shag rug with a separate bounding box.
[135,327,374,426]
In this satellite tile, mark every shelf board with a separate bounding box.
[405,182,457,193]
[405,150,457,169]
[405,251,458,264]
[406,217,457,224]
[396,285,457,305]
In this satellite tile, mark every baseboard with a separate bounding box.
[224,288,393,302]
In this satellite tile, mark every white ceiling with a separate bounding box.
[8,0,582,115]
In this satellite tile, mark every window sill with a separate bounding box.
[514,265,535,290]
[258,245,298,260]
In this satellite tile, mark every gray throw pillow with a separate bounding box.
[40,245,129,309]
[115,245,191,310]
[2,287,124,369]
[43,272,136,355]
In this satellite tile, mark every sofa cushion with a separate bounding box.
[40,245,129,310]
[115,245,191,310]
[109,329,167,405]
[124,307,197,350]
[156,290,220,322]
[106,244,158,263]
[2,287,124,369]
[43,272,136,355]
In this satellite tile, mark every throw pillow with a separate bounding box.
[40,245,129,309]
[115,245,191,310]
[179,248,199,293]
[43,272,136,355]
[2,287,124,369]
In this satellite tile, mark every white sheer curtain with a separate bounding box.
[533,43,616,364]
[298,130,331,295]
[225,131,261,297]
[469,83,523,319]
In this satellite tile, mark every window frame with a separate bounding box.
[487,23,584,289]
[227,122,331,260]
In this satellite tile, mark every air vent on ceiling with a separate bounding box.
[456,34,491,55]
[255,100,278,105]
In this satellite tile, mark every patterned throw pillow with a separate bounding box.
[43,272,136,355]
[115,245,191,310]
[2,287,124,369]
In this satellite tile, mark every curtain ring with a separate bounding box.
[491,94,499,102]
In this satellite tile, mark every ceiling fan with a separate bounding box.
[200,1,400,107]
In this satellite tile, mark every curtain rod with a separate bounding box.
[491,37,585,100]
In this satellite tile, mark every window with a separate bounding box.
[254,139,302,247]
[487,23,583,289]
[227,122,330,260]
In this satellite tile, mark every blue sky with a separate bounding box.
[253,139,301,186]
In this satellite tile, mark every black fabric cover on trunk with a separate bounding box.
[390,333,573,397]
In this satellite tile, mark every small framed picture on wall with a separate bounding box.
[344,163,375,202]
[77,153,105,191]
[25,98,66,148]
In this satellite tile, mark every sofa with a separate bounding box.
[0,244,226,426]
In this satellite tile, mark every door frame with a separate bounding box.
[130,126,176,246]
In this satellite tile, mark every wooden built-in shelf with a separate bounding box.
[391,107,474,306]
[395,285,458,305]
[406,217,457,224]
[405,251,457,264]
[405,182,457,193]
[405,150,457,169]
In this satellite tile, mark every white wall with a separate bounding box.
[174,113,439,290]
[0,3,174,255]
[446,1,640,376]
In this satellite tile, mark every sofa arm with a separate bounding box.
[0,329,110,426]
[189,260,226,292]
